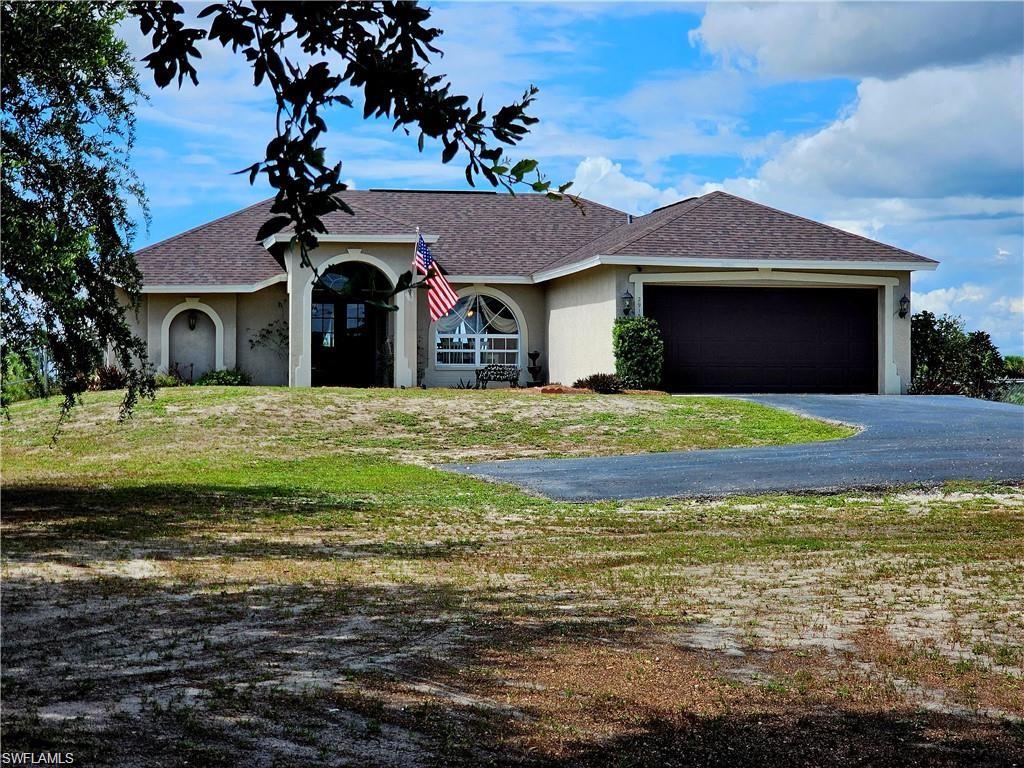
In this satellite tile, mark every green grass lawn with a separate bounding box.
[1,387,1021,767]
[1,386,853,486]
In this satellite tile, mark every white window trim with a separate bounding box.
[431,286,528,371]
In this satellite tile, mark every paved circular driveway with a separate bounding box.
[444,395,1024,501]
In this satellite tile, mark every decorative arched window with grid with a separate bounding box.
[435,293,520,367]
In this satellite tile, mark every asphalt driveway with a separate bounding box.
[444,395,1024,500]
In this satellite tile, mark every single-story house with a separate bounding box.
[128,189,937,393]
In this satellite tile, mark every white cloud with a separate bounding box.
[912,284,988,316]
[996,248,1011,262]
[692,3,1024,80]
[992,296,1024,315]
[756,58,1024,200]
[570,157,684,215]
[823,219,885,238]
[979,295,1024,353]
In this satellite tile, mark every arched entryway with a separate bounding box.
[160,299,226,381]
[310,262,394,387]
[168,311,216,382]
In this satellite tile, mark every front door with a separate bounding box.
[310,298,378,387]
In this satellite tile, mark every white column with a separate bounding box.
[882,284,902,394]
[394,285,416,387]
[223,294,238,370]
[287,250,312,387]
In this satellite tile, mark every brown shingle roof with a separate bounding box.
[135,190,627,285]
[537,191,936,274]
[135,198,285,286]
[135,189,935,287]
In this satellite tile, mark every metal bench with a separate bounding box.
[474,364,521,389]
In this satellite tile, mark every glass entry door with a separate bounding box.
[310,299,378,387]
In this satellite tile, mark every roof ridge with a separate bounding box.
[603,192,720,255]
[711,191,936,263]
[134,196,274,255]
[567,194,630,219]
[537,192,715,271]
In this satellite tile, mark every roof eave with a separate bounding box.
[446,274,534,284]
[140,274,287,294]
[532,255,939,283]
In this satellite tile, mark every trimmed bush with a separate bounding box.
[613,316,664,390]
[194,368,252,386]
[911,311,1005,399]
[573,373,623,394]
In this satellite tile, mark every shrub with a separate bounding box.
[1004,355,1024,378]
[194,368,252,386]
[613,316,664,389]
[911,311,1005,399]
[2,353,48,404]
[154,371,184,388]
[573,373,623,393]
[90,365,128,391]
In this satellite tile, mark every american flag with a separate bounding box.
[413,234,459,321]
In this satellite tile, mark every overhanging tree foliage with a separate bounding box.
[2,0,563,417]
[2,2,152,418]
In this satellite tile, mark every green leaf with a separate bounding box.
[255,216,291,242]
[509,159,537,178]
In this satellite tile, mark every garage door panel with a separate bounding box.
[646,286,878,393]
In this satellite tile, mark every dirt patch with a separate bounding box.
[2,474,1021,765]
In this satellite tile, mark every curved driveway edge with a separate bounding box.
[442,395,1024,501]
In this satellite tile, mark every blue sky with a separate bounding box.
[125,2,1024,354]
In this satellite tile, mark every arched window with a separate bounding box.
[435,293,520,367]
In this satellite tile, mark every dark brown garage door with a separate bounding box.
[645,286,878,393]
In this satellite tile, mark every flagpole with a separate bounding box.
[413,226,420,272]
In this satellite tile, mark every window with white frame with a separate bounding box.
[435,293,520,367]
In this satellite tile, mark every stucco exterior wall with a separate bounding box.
[418,282,546,388]
[545,266,618,386]
[167,311,216,380]
[114,288,149,369]
[236,283,289,385]
[143,293,238,375]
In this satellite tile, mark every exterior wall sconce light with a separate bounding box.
[621,288,634,317]
[898,294,910,319]
[188,309,198,331]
